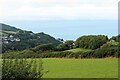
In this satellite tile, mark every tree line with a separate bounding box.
[3,35,119,58]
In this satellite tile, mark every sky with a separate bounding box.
[0,0,119,40]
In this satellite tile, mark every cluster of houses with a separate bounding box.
[0,35,20,44]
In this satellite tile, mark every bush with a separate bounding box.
[2,44,118,58]
[32,43,55,52]
[75,35,108,50]
[2,58,43,79]
[93,44,118,58]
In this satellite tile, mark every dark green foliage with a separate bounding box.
[2,23,21,32]
[56,43,69,51]
[3,48,118,58]
[110,34,120,42]
[4,42,31,51]
[75,35,108,50]
[31,44,55,52]
[2,43,8,53]
[2,51,71,58]
[93,44,118,58]
[64,40,74,49]
[3,40,118,59]
[2,58,43,79]
[2,23,61,52]
[56,40,74,51]
[2,31,60,52]
[21,49,35,54]
[14,31,60,46]
[35,33,60,45]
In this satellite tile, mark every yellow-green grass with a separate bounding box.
[2,30,16,36]
[107,41,119,46]
[66,48,92,53]
[3,31,16,34]
[42,58,118,78]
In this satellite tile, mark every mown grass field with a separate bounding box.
[42,58,118,78]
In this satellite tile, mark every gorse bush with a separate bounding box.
[2,58,43,79]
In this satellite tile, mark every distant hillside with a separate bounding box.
[1,23,61,52]
[1,23,21,36]
[1,23,21,32]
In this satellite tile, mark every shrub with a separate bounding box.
[32,43,55,52]
[93,44,118,58]
[56,44,69,51]
[2,58,43,79]
[75,35,108,50]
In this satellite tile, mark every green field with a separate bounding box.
[66,48,92,53]
[2,30,16,36]
[42,58,118,78]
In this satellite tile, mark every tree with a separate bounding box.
[56,43,69,51]
[93,43,118,58]
[110,34,120,42]
[75,35,108,50]
[64,40,74,49]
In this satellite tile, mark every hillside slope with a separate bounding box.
[1,23,61,52]
[2,23,21,32]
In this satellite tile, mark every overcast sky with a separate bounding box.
[0,0,119,40]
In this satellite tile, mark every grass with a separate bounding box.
[42,58,118,78]
[107,41,119,46]
[2,30,16,36]
[66,48,92,53]
[3,30,16,34]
